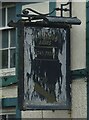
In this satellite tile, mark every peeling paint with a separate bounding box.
[23,27,69,108]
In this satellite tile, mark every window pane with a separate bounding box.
[2,50,8,69]
[10,49,16,68]
[2,8,5,27]
[10,29,16,47]
[2,30,8,48]
[7,6,16,24]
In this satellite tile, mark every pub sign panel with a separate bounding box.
[18,22,70,110]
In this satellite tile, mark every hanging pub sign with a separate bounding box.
[13,12,81,110]
[8,5,81,110]
[17,20,71,110]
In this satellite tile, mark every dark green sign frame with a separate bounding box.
[17,21,71,110]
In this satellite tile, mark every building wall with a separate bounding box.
[0,3,19,118]
[71,78,87,118]
[71,2,86,70]
[22,1,49,15]
[0,85,17,99]
[0,1,87,119]
[71,2,87,118]
[57,1,87,118]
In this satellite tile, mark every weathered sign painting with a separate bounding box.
[23,26,70,109]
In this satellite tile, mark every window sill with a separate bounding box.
[0,68,16,77]
[0,26,14,31]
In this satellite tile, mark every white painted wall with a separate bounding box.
[0,1,86,119]
[71,2,86,70]
[22,110,71,118]
[71,2,87,118]
[71,78,87,118]
[0,85,17,98]
[0,68,15,77]
[56,2,87,118]
[22,1,49,15]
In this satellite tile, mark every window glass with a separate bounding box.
[2,50,8,69]
[10,29,16,47]
[2,30,8,48]
[10,49,16,68]
[7,6,16,24]
[2,8,5,27]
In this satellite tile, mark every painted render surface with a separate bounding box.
[57,1,87,118]
[71,78,87,118]
[71,2,87,118]
[0,85,17,98]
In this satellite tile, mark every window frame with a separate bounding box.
[1,28,16,66]
[2,5,16,27]
[0,5,16,76]
[18,21,71,110]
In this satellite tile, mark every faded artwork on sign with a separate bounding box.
[24,27,67,107]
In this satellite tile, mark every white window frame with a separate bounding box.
[2,5,15,28]
[0,5,16,77]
